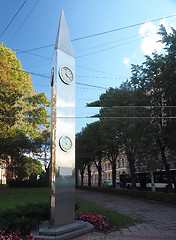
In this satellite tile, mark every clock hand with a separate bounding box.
[65,73,71,80]
[63,139,68,145]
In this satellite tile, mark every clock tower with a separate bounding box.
[32,10,94,239]
[50,9,75,227]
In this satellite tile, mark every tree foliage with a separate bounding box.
[76,25,176,192]
[0,43,50,180]
[0,43,50,140]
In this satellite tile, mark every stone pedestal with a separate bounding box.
[31,220,94,240]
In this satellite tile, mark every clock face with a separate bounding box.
[59,66,74,85]
[59,136,72,152]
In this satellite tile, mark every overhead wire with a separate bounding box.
[15,48,52,60]
[0,0,28,39]
[77,65,128,79]
[13,14,176,54]
[71,14,176,41]
[76,36,143,58]
[2,13,175,92]
[75,34,139,53]
[8,0,41,45]
[16,44,54,54]
[0,64,109,90]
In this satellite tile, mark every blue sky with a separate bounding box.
[0,0,176,133]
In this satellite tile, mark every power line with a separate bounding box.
[76,75,127,80]
[76,82,108,90]
[76,37,143,58]
[15,34,139,54]
[0,0,28,39]
[16,44,53,54]
[1,64,108,90]
[75,34,139,53]
[13,14,176,54]
[15,48,52,60]
[23,59,50,69]
[77,65,128,79]
[8,0,41,45]
[71,14,176,41]
[24,62,51,70]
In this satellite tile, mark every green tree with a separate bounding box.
[0,43,50,179]
[76,121,105,187]
[130,25,176,191]
[76,131,88,186]
[8,156,44,180]
[88,83,144,189]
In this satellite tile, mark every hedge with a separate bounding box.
[0,203,49,235]
[76,185,176,205]
[7,178,49,188]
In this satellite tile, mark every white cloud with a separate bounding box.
[123,57,130,67]
[139,21,163,55]
[132,52,137,59]
[139,16,176,55]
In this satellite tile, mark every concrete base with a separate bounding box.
[31,220,94,240]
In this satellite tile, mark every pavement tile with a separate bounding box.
[73,231,176,240]
[75,189,176,240]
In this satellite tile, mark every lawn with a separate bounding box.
[75,197,136,230]
[0,186,135,233]
[0,186,50,211]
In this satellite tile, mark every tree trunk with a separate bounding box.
[150,171,156,192]
[87,164,91,186]
[111,157,116,188]
[98,158,102,187]
[158,138,173,192]
[126,150,136,189]
[161,146,173,192]
[80,169,84,186]
[75,168,78,186]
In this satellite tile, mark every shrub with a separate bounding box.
[76,185,176,205]
[7,178,49,188]
[0,203,49,235]
[76,212,110,231]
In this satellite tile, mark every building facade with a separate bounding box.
[0,160,7,184]
[80,148,130,186]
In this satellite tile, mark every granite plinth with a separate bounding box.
[31,220,94,240]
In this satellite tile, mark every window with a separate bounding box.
[121,158,124,167]
[108,163,111,170]
[118,160,120,168]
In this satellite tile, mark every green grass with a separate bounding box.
[0,186,135,231]
[0,186,50,211]
[75,197,136,230]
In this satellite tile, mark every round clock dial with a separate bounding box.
[59,136,72,152]
[59,66,74,85]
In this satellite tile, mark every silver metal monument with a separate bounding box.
[50,9,75,227]
[32,10,94,240]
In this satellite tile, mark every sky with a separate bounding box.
[0,0,176,133]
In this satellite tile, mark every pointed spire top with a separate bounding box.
[55,9,74,57]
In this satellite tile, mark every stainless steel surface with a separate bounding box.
[50,9,75,228]
[54,9,74,57]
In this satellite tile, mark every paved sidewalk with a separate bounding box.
[73,189,176,240]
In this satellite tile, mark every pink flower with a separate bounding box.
[75,212,110,231]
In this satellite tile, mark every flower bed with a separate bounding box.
[76,212,110,231]
[0,230,34,240]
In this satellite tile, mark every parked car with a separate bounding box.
[116,180,120,185]
[102,180,112,187]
